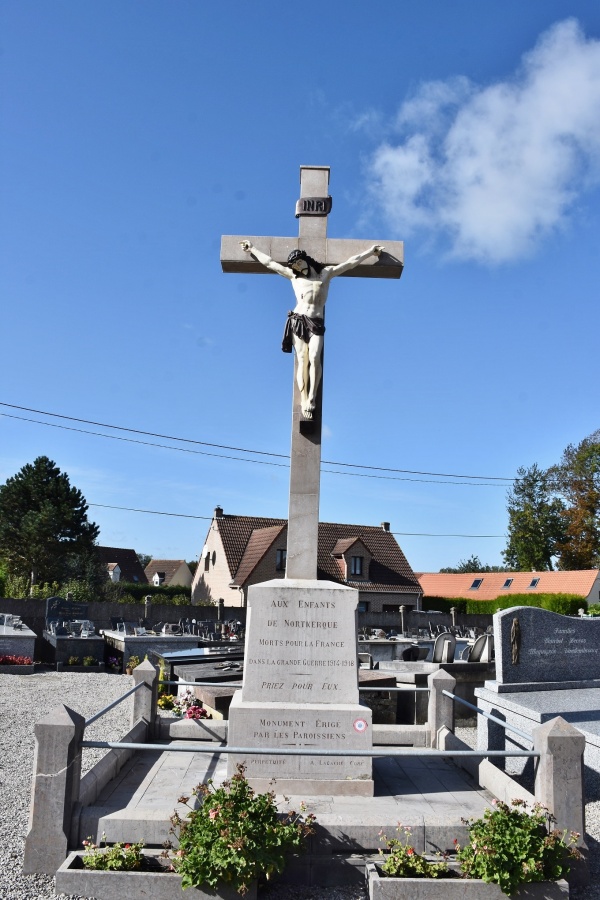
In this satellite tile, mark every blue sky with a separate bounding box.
[2,1,600,574]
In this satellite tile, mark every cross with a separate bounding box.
[221,166,403,580]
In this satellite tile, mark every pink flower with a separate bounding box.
[209,808,219,820]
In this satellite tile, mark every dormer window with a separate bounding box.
[351,556,363,577]
[470,578,483,590]
[153,571,165,586]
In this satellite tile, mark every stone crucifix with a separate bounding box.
[221,166,403,580]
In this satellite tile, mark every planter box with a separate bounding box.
[0,664,35,674]
[366,862,568,899]
[56,850,257,900]
[56,663,106,673]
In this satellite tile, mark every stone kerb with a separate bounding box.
[23,704,85,874]
[494,606,600,689]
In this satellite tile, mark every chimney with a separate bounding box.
[381,522,390,532]
[214,506,224,518]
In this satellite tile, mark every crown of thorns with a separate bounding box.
[286,249,323,274]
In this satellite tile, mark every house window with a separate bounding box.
[470,578,483,590]
[204,553,210,572]
[502,578,513,589]
[351,556,363,577]
[528,577,540,588]
[357,600,369,612]
[276,548,287,571]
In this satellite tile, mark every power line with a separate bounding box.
[0,410,508,487]
[87,502,505,538]
[0,401,515,485]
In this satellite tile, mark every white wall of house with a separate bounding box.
[191,528,243,606]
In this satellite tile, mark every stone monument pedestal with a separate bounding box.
[227,579,373,796]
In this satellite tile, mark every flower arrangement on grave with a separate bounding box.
[83,655,97,666]
[125,655,140,673]
[82,834,145,871]
[157,693,176,710]
[171,688,211,719]
[456,798,581,895]
[107,656,120,670]
[68,655,81,666]
[0,654,33,665]
[378,824,450,878]
[164,763,316,896]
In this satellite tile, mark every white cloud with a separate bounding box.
[366,19,600,264]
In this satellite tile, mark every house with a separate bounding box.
[144,559,193,589]
[96,547,148,585]
[417,570,600,606]
[191,506,422,610]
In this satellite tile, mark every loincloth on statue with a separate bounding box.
[281,311,325,353]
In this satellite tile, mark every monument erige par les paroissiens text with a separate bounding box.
[220,166,403,795]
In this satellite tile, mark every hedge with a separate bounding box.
[106,583,193,605]
[422,594,584,616]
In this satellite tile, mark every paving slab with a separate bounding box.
[75,741,493,859]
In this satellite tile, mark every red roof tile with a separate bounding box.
[418,570,600,601]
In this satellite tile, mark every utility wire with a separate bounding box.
[0,401,515,485]
[87,502,505,538]
[0,411,508,487]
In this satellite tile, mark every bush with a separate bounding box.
[457,798,580,895]
[168,764,315,895]
[465,593,584,616]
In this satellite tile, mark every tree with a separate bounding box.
[549,430,600,570]
[137,552,153,569]
[0,456,99,592]
[440,555,508,573]
[503,464,566,571]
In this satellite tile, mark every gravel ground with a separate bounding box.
[0,673,597,900]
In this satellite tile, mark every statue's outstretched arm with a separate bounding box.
[239,241,293,279]
[327,244,384,278]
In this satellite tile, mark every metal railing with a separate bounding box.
[442,689,535,744]
[84,681,145,727]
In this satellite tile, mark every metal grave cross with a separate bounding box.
[220,165,404,580]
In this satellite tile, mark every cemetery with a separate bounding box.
[10,166,593,899]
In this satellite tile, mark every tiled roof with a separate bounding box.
[418,570,600,601]
[144,559,189,583]
[232,525,287,587]
[216,515,287,581]
[331,537,362,556]
[96,546,148,584]
[215,514,420,594]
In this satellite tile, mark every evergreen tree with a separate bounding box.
[503,464,565,571]
[0,456,99,591]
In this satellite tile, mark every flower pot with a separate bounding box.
[366,862,569,899]
[56,850,257,900]
[125,666,134,675]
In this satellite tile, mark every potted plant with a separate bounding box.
[55,766,315,900]
[167,763,315,896]
[125,655,141,675]
[367,799,579,898]
[68,655,81,666]
[83,655,97,667]
[107,655,120,672]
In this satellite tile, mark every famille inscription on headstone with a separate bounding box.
[221,167,403,795]
[492,606,600,692]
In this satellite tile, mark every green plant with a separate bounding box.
[68,655,80,666]
[457,798,580,895]
[157,693,176,710]
[82,835,145,871]
[379,825,449,878]
[126,655,141,669]
[167,763,315,895]
[83,655,97,666]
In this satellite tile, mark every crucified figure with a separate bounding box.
[240,241,384,418]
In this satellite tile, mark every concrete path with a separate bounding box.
[77,742,494,862]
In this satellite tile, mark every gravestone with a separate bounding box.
[489,606,600,692]
[222,166,403,795]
